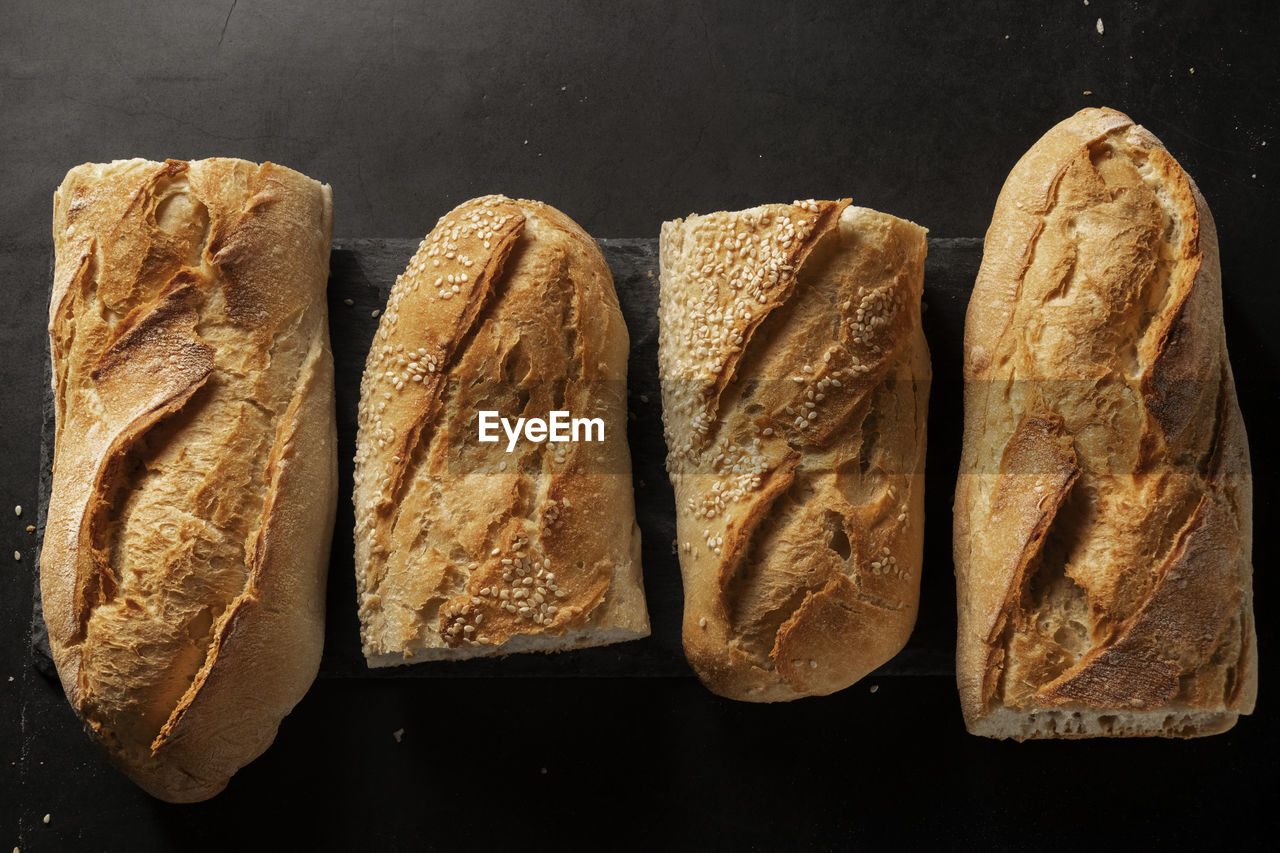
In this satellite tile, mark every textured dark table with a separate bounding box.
[2,2,1276,850]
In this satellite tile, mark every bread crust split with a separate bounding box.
[42,158,337,800]
[353,195,648,664]
[659,200,930,702]
[955,108,1256,739]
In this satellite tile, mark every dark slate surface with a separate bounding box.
[31,236,981,680]
[3,2,1276,850]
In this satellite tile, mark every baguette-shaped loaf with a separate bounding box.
[353,195,648,664]
[955,108,1256,739]
[42,159,336,800]
[659,201,930,702]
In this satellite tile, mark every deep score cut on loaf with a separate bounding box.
[353,195,648,664]
[954,108,1256,739]
[42,158,337,801]
[659,200,930,702]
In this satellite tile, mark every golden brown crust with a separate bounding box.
[955,108,1256,739]
[42,158,336,800]
[353,196,648,663]
[660,201,930,702]
[968,414,1081,707]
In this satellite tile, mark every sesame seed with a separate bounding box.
[371,309,381,318]
[12,552,19,562]
[13,506,20,517]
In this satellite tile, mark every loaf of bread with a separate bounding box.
[659,200,930,702]
[41,158,336,801]
[353,195,648,664]
[955,108,1256,738]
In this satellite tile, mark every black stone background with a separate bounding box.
[2,2,1276,850]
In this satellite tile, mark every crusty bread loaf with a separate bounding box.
[659,201,930,702]
[955,108,1256,739]
[352,195,648,664]
[42,159,337,800]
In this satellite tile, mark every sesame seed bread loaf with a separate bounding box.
[352,195,648,664]
[659,201,930,702]
[42,158,337,801]
[954,107,1256,739]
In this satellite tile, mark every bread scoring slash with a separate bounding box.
[352,195,648,663]
[42,158,337,801]
[954,108,1257,739]
[659,200,930,702]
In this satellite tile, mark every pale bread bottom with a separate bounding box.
[971,706,1239,740]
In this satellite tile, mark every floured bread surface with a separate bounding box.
[659,200,930,702]
[955,107,1256,739]
[353,196,648,665]
[42,158,336,800]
